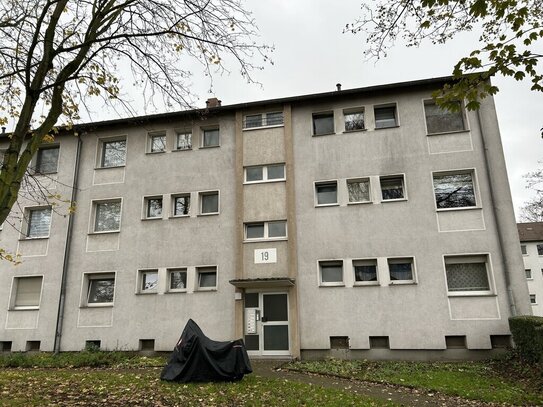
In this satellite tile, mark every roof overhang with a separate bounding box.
[229,278,295,288]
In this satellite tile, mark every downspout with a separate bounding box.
[54,134,82,354]
[476,109,518,317]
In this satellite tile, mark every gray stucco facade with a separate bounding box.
[0,76,531,358]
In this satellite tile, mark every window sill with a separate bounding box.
[9,306,40,311]
[319,283,345,287]
[243,124,284,131]
[354,282,380,287]
[389,281,416,286]
[195,288,217,292]
[531,303,538,306]
[95,165,126,170]
[244,179,286,185]
[141,217,163,221]
[312,132,336,137]
[83,303,114,308]
[199,145,220,149]
[169,215,190,219]
[243,237,288,244]
[19,236,49,241]
[171,148,192,153]
[375,125,400,130]
[136,291,158,295]
[381,198,407,203]
[146,151,166,155]
[427,129,470,137]
[347,201,372,206]
[342,129,366,134]
[165,289,187,294]
[315,203,339,208]
[436,206,481,212]
[447,292,496,297]
[198,212,219,217]
[88,230,121,235]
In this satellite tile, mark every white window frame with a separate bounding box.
[373,103,399,129]
[22,206,52,239]
[244,163,286,184]
[526,269,533,280]
[432,169,479,211]
[387,256,416,285]
[171,193,191,217]
[442,254,494,297]
[148,131,167,153]
[142,195,163,220]
[343,108,365,132]
[10,275,44,310]
[90,198,122,234]
[318,260,344,287]
[314,180,339,207]
[530,294,537,305]
[167,268,188,293]
[244,220,287,241]
[98,136,127,168]
[521,245,527,255]
[346,177,372,204]
[201,126,220,148]
[243,112,284,129]
[138,269,159,294]
[82,272,116,307]
[198,190,220,215]
[423,99,468,135]
[312,111,335,136]
[174,131,192,151]
[353,258,379,286]
[34,145,60,174]
[196,265,218,291]
[379,174,407,202]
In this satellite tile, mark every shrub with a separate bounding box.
[509,315,543,364]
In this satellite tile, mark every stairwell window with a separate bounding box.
[245,220,287,240]
[245,164,285,183]
[243,112,284,128]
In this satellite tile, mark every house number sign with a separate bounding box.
[254,248,277,264]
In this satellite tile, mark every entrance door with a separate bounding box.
[244,292,290,356]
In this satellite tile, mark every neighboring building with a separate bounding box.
[0,76,531,359]
[518,222,543,316]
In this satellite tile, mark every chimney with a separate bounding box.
[336,83,342,91]
[206,97,222,108]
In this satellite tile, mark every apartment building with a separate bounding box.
[518,222,543,316]
[0,76,531,359]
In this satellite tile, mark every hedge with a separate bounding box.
[509,315,543,363]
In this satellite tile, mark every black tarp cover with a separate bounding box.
[160,319,252,382]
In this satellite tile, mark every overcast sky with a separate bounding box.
[101,1,543,218]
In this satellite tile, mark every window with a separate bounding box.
[94,200,121,232]
[347,178,371,203]
[433,171,476,209]
[140,270,158,292]
[197,266,217,289]
[245,164,285,183]
[538,244,543,256]
[173,194,190,216]
[26,207,51,238]
[149,132,166,153]
[35,146,59,174]
[424,100,466,134]
[245,220,287,240]
[353,259,378,283]
[145,197,162,219]
[13,276,42,309]
[344,110,365,131]
[312,112,334,135]
[530,294,537,304]
[87,274,115,304]
[374,105,397,128]
[199,191,219,215]
[243,112,284,128]
[380,176,405,201]
[176,132,192,150]
[202,128,219,147]
[315,181,338,206]
[526,269,532,279]
[168,268,187,291]
[444,255,491,294]
[388,258,414,282]
[319,261,344,285]
[521,245,527,255]
[101,139,126,167]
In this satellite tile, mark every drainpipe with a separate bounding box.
[54,135,82,354]
[476,109,518,317]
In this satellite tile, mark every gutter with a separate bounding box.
[54,135,82,354]
[476,109,518,317]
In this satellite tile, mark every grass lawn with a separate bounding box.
[287,358,543,406]
[0,369,394,407]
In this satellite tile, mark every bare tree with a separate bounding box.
[520,167,543,222]
[0,0,270,227]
